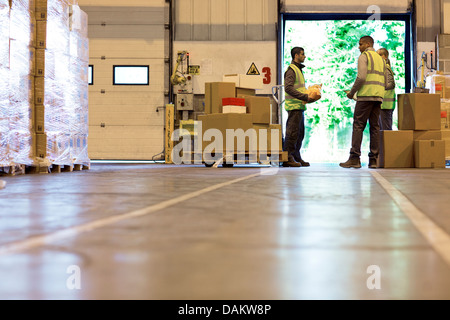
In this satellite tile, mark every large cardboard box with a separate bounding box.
[244,96,271,124]
[198,113,253,153]
[442,129,450,158]
[205,82,235,114]
[414,140,446,168]
[413,130,442,141]
[379,130,414,168]
[223,74,263,89]
[236,87,256,96]
[253,124,282,152]
[397,93,441,130]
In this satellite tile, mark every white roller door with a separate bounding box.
[80,2,168,160]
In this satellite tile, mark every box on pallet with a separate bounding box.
[243,96,271,124]
[253,124,283,152]
[429,74,450,99]
[414,140,446,168]
[223,74,263,90]
[442,129,450,159]
[205,82,235,114]
[222,106,246,114]
[198,113,253,153]
[413,130,442,141]
[397,93,441,130]
[379,130,414,168]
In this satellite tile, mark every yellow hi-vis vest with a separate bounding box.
[285,64,307,111]
[381,64,395,110]
[357,50,386,99]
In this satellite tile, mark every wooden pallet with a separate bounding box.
[202,151,288,167]
[0,164,26,176]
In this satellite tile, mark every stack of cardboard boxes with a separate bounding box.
[430,74,450,162]
[199,80,283,159]
[379,93,446,168]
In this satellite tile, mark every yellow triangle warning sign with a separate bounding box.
[246,62,260,75]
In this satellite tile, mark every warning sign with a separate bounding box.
[246,62,260,75]
[188,65,200,75]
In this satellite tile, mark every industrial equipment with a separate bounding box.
[171,50,194,120]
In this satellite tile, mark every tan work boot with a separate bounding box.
[283,156,301,167]
[368,157,377,169]
[339,156,361,169]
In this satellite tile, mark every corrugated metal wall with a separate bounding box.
[175,0,277,41]
[283,0,411,13]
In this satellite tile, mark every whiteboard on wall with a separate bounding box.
[173,41,277,95]
[284,0,411,13]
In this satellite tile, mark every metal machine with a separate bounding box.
[171,50,194,120]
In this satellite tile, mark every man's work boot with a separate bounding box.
[368,157,377,169]
[294,155,310,167]
[283,156,301,167]
[339,156,361,169]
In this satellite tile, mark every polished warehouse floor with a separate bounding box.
[0,162,450,300]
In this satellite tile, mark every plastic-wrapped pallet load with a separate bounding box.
[0,0,10,167]
[9,0,36,166]
[68,3,89,166]
[35,0,72,166]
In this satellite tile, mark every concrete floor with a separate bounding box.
[0,162,450,300]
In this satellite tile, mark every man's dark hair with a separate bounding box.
[291,47,304,60]
[360,36,374,46]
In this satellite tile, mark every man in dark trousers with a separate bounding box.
[283,47,319,167]
[340,36,394,169]
[377,47,396,130]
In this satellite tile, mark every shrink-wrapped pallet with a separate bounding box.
[9,0,35,165]
[0,0,9,166]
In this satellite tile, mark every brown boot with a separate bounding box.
[339,155,361,169]
[368,157,377,169]
[283,156,301,167]
[294,155,310,167]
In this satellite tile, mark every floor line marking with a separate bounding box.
[0,173,261,256]
[371,171,450,267]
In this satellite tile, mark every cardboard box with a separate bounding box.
[35,104,45,133]
[222,106,246,114]
[253,124,282,152]
[222,97,245,106]
[442,129,450,158]
[35,0,48,21]
[414,140,446,168]
[397,93,441,130]
[379,130,414,168]
[244,96,271,124]
[223,74,263,89]
[35,76,45,105]
[34,133,47,159]
[413,130,442,141]
[36,20,47,49]
[35,49,45,77]
[236,87,256,96]
[198,113,253,153]
[205,82,235,114]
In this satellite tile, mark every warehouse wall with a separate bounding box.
[175,0,277,41]
[283,0,411,13]
[78,0,169,160]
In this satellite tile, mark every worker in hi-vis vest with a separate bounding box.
[283,47,320,167]
[340,36,394,169]
[377,48,396,130]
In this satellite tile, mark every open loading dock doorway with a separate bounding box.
[280,13,412,163]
